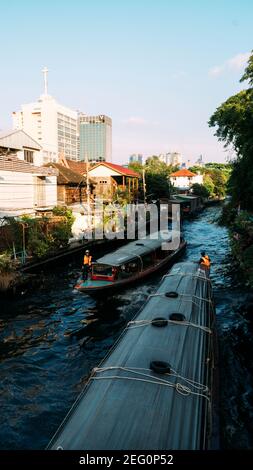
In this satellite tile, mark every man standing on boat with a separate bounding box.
[82,250,92,280]
[199,251,211,269]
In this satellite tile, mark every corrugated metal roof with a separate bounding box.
[89,162,140,178]
[48,261,215,450]
[65,159,88,175]
[96,231,174,266]
[0,129,42,151]
[44,163,87,185]
[0,154,58,176]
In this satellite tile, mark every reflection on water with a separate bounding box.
[0,206,252,449]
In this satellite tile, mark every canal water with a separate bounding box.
[0,205,252,449]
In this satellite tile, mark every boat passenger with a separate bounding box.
[82,250,92,280]
[199,251,211,269]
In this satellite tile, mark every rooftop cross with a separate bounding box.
[42,66,49,95]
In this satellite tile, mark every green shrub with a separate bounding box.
[52,206,74,224]
[0,252,14,273]
[27,237,51,258]
[50,222,72,248]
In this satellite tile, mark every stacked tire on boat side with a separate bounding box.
[48,261,218,450]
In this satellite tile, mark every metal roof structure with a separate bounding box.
[0,154,58,176]
[0,129,42,151]
[44,162,87,185]
[48,261,216,450]
[96,231,174,266]
[89,161,140,178]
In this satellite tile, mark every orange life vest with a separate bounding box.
[83,255,92,266]
[200,255,210,268]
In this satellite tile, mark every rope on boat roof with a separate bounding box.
[91,366,211,405]
[127,319,212,334]
[162,273,212,283]
[92,365,209,393]
[147,292,215,314]
[149,291,213,304]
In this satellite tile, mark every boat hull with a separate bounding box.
[75,241,187,297]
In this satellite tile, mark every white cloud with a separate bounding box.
[209,51,250,77]
[227,52,251,69]
[124,116,148,125]
[209,65,225,77]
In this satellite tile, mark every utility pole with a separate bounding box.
[142,168,146,204]
[85,153,92,232]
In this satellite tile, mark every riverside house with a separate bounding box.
[169,168,203,193]
[0,130,58,217]
[87,162,140,201]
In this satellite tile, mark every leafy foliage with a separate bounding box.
[189,165,229,198]
[0,252,14,274]
[209,50,253,210]
[2,207,74,260]
[52,206,75,225]
[129,156,175,201]
[191,183,210,199]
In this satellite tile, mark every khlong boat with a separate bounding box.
[48,261,218,450]
[75,231,186,296]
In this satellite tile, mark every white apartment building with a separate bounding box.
[0,130,58,216]
[12,68,78,163]
[159,152,182,166]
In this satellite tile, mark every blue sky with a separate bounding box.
[0,0,252,164]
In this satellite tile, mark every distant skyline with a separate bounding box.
[0,0,252,164]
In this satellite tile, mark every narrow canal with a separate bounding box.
[0,205,252,449]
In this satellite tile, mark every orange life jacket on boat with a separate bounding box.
[200,255,210,268]
[83,255,92,266]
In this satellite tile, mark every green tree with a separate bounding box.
[203,174,215,196]
[128,162,143,175]
[129,156,174,200]
[209,169,227,198]
[209,50,253,209]
[191,183,210,199]
[188,165,205,174]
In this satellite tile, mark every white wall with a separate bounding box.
[44,176,57,206]
[0,170,57,212]
[0,170,34,210]
[16,149,44,167]
[192,174,203,185]
[89,165,119,177]
[170,174,203,188]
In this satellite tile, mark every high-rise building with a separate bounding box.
[169,152,182,166]
[79,114,112,162]
[129,153,143,164]
[158,153,170,165]
[159,152,182,166]
[195,155,204,167]
[12,68,78,163]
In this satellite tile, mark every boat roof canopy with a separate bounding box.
[96,231,175,266]
[48,262,214,450]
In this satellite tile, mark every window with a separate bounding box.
[24,149,34,163]
[92,264,112,277]
[142,253,154,269]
